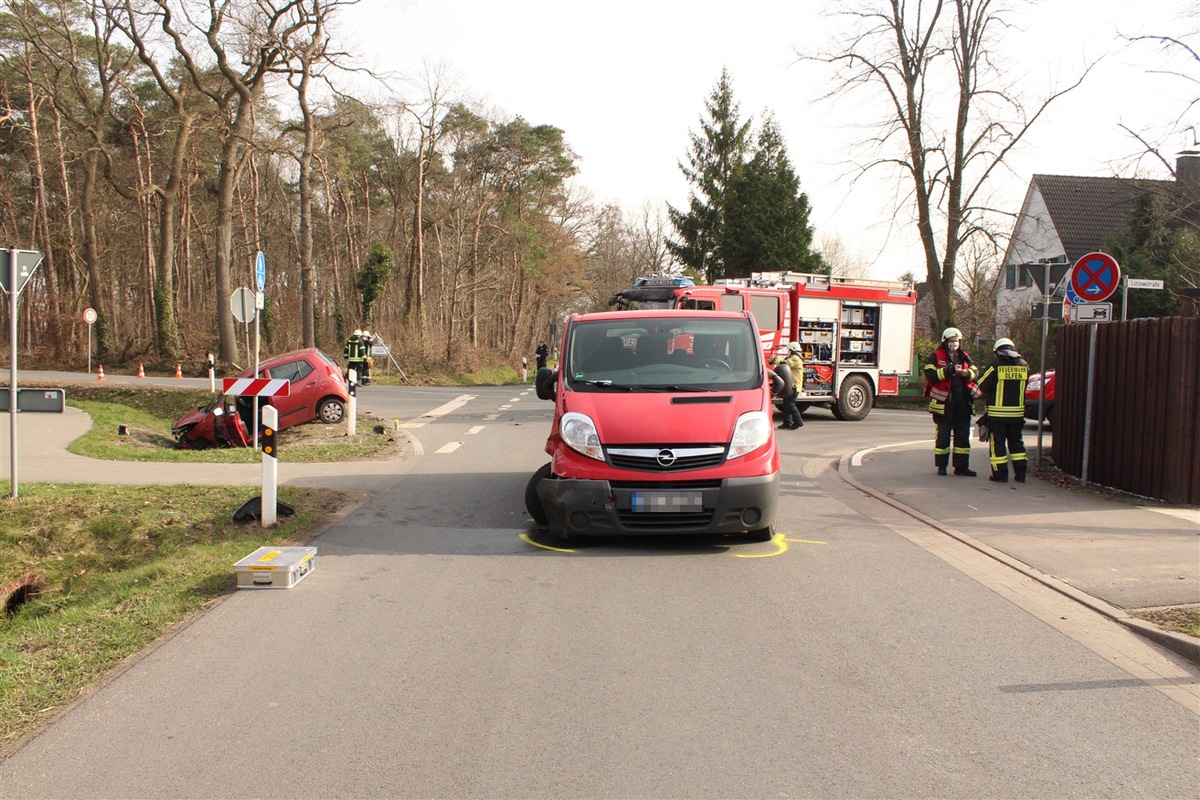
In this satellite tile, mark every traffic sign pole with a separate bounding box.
[8,248,18,499]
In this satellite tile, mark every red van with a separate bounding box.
[526,310,780,541]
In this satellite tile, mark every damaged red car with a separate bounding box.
[172,348,349,448]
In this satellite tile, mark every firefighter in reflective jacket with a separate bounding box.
[923,327,980,476]
[976,336,1029,483]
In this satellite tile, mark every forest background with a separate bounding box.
[1,1,1195,377]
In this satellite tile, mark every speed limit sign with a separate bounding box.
[83,307,97,324]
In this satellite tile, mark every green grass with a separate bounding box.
[0,482,353,749]
[37,383,397,463]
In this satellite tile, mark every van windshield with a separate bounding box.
[565,317,763,392]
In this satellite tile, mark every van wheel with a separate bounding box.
[835,375,873,421]
[525,463,552,525]
[747,525,774,543]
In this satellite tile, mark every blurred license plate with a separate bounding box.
[631,491,703,513]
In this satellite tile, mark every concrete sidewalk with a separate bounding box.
[843,439,1199,663]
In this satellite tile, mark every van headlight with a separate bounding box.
[728,411,770,459]
[561,411,604,461]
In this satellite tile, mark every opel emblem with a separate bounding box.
[656,449,677,466]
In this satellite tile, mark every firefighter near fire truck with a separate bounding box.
[976,337,1029,483]
[923,327,980,477]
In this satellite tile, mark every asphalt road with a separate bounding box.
[0,383,1197,798]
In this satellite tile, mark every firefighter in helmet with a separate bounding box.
[923,327,980,476]
[976,336,1030,482]
[344,329,366,384]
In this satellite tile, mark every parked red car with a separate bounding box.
[1024,370,1055,427]
[173,348,349,448]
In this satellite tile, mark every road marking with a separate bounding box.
[509,397,521,403]
[734,532,787,558]
[435,442,462,454]
[399,394,476,429]
[465,426,484,435]
[851,439,927,466]
[483,413,500,421]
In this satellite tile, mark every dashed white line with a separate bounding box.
[436,442,463,454]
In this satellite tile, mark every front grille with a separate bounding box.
[607,445,726,472]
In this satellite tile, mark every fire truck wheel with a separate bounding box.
[836,375,873,421]
[525,463,552,525]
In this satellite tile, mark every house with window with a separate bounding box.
[992,152,1198,329]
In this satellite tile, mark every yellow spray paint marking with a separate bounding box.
[519,533,576,553]
[735,533,787,558]
[733,534,828,558]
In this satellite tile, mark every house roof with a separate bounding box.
[1031,174,1173,262]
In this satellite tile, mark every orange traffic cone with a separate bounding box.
[174,363,183,379]
[97,364,106,381]
[136,362,146,379]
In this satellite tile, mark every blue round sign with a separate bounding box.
[254,251,266,292]
[1069,252,1120,303]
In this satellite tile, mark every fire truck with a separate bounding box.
[609,271,917,421]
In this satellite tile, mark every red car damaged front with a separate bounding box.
[526,310,780,542]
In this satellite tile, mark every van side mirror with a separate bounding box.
[535,367,558,400]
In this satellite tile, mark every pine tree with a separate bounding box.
[667,70,752,283]
[721,117,823,277]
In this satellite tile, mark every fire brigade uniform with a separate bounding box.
[923,328,980,476]
[976,337,1029,483]
[344,330,367,383]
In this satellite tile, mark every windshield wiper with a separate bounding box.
[575,379,634,390]
[641,385,718,393]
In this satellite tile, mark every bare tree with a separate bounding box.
[809,0,1090,332]
[818,231,872,278]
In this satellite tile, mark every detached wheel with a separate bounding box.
[525,463,552,525]
[835,375,873,421]
[317,397,346,424]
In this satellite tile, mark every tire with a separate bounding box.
[525,463,552,525]
[835,375,873,421]
[317,397,346,424]
[747,525,774,543]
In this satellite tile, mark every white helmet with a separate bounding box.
[941,327,962,341]
[994,336,1015,351]
[353,329,362,337]
[787,341,803,353]
[362,330,371,338]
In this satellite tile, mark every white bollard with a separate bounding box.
[208,353,216,392]
[261,405,278,527]
[347,368,358,437]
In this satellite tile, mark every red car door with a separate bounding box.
[263,357,317,429]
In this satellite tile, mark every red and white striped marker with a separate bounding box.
[222,378,291,397]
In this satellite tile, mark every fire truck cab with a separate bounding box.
[610,272,917,421]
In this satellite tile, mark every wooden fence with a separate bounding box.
[1054,317,1200,504]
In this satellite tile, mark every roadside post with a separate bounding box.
[1024,257,1068,467]
[2,247,45,500]
[83,307,97,373]
[1068,253,1121,487]
[207,353,216,392]
[261,405,278,527]
[347,369,358,436]
[230,286,258,447]
[253,251,266,449]
[522,356,528,383]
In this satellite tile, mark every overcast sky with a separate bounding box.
[341,0,1198,280]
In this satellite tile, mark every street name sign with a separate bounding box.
[1126,278,1164,290]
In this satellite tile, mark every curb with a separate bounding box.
[837,455,1200,667]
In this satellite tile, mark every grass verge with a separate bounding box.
[0,481,356,751]
[21,382,399,462]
